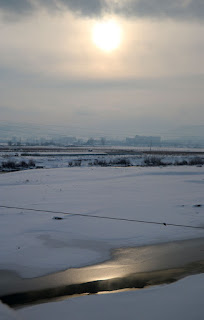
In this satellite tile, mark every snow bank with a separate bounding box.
[0,302,22,320]
[0,167,204,278]
[18,274,204,320]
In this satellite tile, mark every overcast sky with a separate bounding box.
[0,0,204,137]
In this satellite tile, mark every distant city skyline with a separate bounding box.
[0,120,204,145]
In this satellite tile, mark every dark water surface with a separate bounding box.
[0,237,204,307]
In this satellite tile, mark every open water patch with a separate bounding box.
[0,237,204,308]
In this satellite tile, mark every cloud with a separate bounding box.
[116,0,204,20]
[0,0,107,18]
[56,0,105,16]
[0,0,33,15]
[0,0,204,20]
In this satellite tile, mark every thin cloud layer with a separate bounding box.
[0,0,33,15]
[0,0,204,20]
[117,0,204,20]
[0,0,106,17]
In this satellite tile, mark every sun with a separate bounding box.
[92,20,122,52]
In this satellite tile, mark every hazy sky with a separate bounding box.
[0,0,204,137]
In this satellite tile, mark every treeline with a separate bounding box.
[0,160,36,170]
[68,156,204,167]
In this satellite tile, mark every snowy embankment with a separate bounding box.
[0,166,203,278]
[0,301,20,320]
[0,166,204,319]
[18,274,204,320]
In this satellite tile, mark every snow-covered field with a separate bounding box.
[0,166,204,319]
[1,146,204,170]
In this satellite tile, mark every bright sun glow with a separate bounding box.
[92,20,122,52]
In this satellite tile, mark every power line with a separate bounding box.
[0,205,204,230]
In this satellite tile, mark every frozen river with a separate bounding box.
[1,237,204,307]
